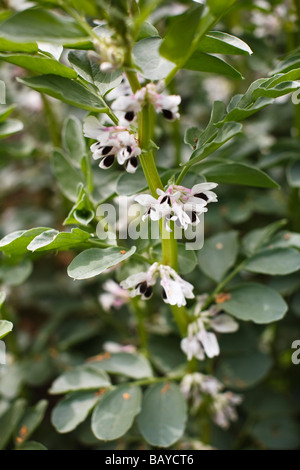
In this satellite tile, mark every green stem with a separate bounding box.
[202,260,247,311]
[130,297,148,353]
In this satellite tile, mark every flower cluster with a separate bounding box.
[180,297,238,361]
[135,183,218,231]
[111,83,181,127]
[120,262,194,308]
[180,372,242,429]
[84,116,141,173]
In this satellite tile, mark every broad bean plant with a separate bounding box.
[0,0,300,451]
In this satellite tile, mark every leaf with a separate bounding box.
[187,122,243,167]
[27,228,91,253]
[0,227,50,257]
[242,220,287,257]
[51,391,99,433]
[221,283,288,324]
[14,400,48,448]
[91,385,142,441]
[0,105,16,123]
[184,51,243,79]
[245,247,300,276]
[207,0,238,15]
[0,38,38,53]
[0,8,89,45]
[0,119,23,139]
[18,75,108,113]
[89,352,153,379]
[133,37,174,80]
[216,351,272,390]
[68,50,123,96]
[0,399,27,450]
[0,258,33,286]
[0,320,13,339]
[197,31,252,56]
[287,160,300,188]
[18,441,47,450]
[67,246,136,280]
[185,101,226,150]
[252,81,300,99]
[198,231,239,282]
[137,382,187,448]
[0,53,77,78]
[251,416,300,450]
[159,4,204,64]
[62,115,86,167]
[52,150,85,202]
[201,161,279,188]
[49,365,111,394]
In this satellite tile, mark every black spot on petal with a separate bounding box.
[194,192,208,201]
[162,109,173,120]
[102,155,115,168]
[136,281,147,294]
[101,145,113,155]
[144,286,153,298]
[162,287,167,300]
[124,110,135,122]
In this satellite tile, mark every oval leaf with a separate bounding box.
[91,385,142,441]
[245,247,300,276]
[222,283,288,324]
[67,246,136,280]
[137,382,187,448]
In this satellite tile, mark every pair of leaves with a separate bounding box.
[50,353,186,447]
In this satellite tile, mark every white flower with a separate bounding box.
[98,280,130,311]
[180,373,242,427]
[211,391,243,429]
[159,264,194,307]
[111,83,181,127]
[135,183,217,231]
[120,262,159,300]
[120,262,194,308]
[83,116,141,172]
[180,300,238,361]
[102,341,136,354]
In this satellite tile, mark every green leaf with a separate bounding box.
[287,160,300,188]
[198,231,239,282]
[0,119,23,139]
[49,365,111,394]
[136,21,160,41]
[62,115,86,167]
[0,399,27,450]
[63,184,94,226]
[133,37,174,80]
[18,75,108,113]
[184,51,243,79]
[0,8,89,45]
[91,385,142,441]
[51,391,99,433]
[221,283,288,324]
[0,320,13,339]
[89,352,153,379]
[223,96,274,123]
[0,105,16,123]
[18,441,47,450]
[68,50,123,96]
[185,101,226,150]
[52,150,85,202]
[67,246,136,280]
[216,351,272,390]
[0,53,77,78]
[0,38,38,53]
[137,382,187,448]
[0,227,50,257]
[201,161,279,188]
[27,228,91,253]
[0,258,33,286]
[207,0,238,16]
[245,247,300,276]
[187,122,243,166]
[252,81,300,99]
[251,416,300,450]
[197,31,252,56]
[242,220,287,257]
[159,4,204,64]
[14,400,48,448]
